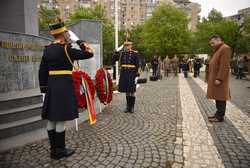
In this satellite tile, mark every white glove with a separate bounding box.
[135,77,139,84]
[42,93,45,102]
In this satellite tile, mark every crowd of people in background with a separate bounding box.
[142,55,204,80]
[233,56,249,80]
[112,49,249,82]
[137,54,249,81]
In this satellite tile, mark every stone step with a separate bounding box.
[0,99,104,152]
[0,116,46,139]
[0,128,47,152]
[0,89,43,111]
[0,103,43,124]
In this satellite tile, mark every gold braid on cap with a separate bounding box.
[49,17,67,35]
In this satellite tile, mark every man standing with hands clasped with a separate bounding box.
[206,35,232,122]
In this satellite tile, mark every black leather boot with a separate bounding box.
[129,96,135,113]
[124,96,129,113]
[47,130,55,159]
[54,131,75,160]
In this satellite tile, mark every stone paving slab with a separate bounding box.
[0,74,249,168]
[227,77,250,117]
[179,76,224,168]
[187,77,250,168]
[199,74,250,117]
[0,76,182,168]
[193,77,250,142]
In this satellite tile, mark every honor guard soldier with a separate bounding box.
[39,20,93,159]
[118,41,139,113]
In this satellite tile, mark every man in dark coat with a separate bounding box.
[118,41,139,113]
[193,58,202,77]
[39,21,93,159]
[151,55,159,77]
[236,56,244,79]
[207,35,231,122]
[182,59,189,78]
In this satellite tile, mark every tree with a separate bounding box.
[207,8,223,22]
[243,16,250,35]
[236,16,250,54]
[192,9,239,55]
[138,4,191,60]
[39,6,60,30]
[68,5,114,65]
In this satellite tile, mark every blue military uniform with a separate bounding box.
[39,42,93,121]
[118,50,139,93]
[38,20,93,160]
[118,42,139,113]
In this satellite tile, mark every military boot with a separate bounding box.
[54,131,75,160]
[47,130,56,159]
[129,96,135,113]
[124,96,129,113]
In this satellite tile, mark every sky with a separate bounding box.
[189,0,250,18]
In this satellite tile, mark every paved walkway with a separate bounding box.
[0,74,249,168]
[230,77,250,117]
[187,76,250,168]
[179,76,224,168]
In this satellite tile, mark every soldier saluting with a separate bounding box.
[39,20,93,159]
[118,41,139,113]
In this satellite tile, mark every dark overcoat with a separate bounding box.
[118,50,139,93]
[39,42,93,121]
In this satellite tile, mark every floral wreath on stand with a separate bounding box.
[95,68,113,105]
[72,71,95,108]
[64,45,96,125]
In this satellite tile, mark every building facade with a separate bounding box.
[145,0,175,19]
[227,7,250,25]
[38,0,200,31]
[38,0,78,21]
[173,0,201,31]
[95,0,148,30]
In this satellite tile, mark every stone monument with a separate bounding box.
[0,1,103,151]
[0,0,39,35]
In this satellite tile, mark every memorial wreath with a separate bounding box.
[95,68,113,105]
[72,71,95,109]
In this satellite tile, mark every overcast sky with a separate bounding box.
[189,0,250,18]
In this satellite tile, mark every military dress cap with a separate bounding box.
[124,41,133,46]
[49,21,67,35]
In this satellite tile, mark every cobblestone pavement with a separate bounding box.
[179,76,224,168]
[187,77,250,168]
[193,77,250,142]
[0,76,183,168]
[199,73,250,116]
[230,77,250,116]
[0,74,250,168]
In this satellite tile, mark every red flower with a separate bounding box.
[95,68,113,104]
[72,71,95,108]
